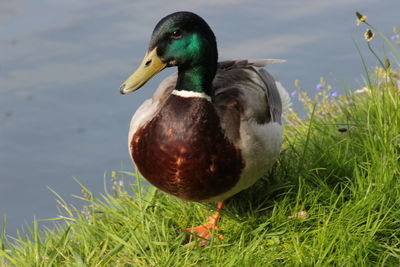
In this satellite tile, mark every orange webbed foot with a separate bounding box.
[183,200,226,246]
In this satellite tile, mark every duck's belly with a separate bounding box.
[130,95,244,201]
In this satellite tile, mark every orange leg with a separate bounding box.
[184,200,226,246]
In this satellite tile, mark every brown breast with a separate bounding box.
[130,94,244,201]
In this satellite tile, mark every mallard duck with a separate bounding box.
[120,11,289,244]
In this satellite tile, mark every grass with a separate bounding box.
[1,14,400,266]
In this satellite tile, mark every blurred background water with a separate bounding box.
[1,0,399,236]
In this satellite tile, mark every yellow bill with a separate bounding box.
[120,47,166,94]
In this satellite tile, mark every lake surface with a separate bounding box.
[1,0,399,235]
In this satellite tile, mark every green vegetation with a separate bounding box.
[1,14,400,266]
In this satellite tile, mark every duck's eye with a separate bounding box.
[171,29,183,40]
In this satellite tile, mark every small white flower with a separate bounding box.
[354,87,370,94]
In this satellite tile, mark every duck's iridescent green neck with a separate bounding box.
[176,64,215,94]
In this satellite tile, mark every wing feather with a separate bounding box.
[212,59,287,141]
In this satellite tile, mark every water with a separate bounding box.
[1,0,399,235]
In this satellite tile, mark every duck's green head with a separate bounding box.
[120,11,218,95]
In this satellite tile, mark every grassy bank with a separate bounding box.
[2,19,400,267]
